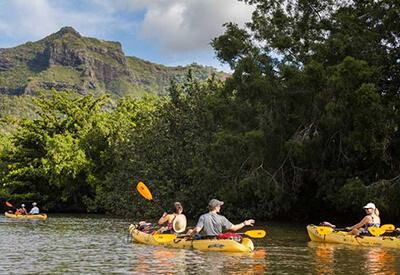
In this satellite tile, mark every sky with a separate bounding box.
[0,0,255,72]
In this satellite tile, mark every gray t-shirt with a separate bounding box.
[195,212,233,236]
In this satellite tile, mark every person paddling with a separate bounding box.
[345,202,380,235]
[29,202,40,215]
[188,199,255,237]
[17,204,28,215]
[157,202,185,233]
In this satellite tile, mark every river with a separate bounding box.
[1,214,400,274]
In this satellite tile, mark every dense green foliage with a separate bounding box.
[1,0,400,221]
[0,90,111,211]
[209,0,400,220]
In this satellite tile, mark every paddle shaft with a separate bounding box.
[333,227,394,234]
[5,201,17,211]
[334,228,347,231]
[336,224,395,232]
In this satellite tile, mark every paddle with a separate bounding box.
[137,182,153,200]
[5,201,21,214]
[380,224,395,232]
[153,229,267,243]
[368,227,386,236]
[5,201,18,212]
[316,226,336,235]
[368,224,395,236]
[316,224,395,236]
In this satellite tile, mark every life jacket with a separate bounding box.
[217,232,242,243]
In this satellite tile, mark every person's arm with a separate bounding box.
[189,215,205,236]
[189,227,202,237]
[230,219,255,231]
[346,216,371,231]
[158,213,169,225]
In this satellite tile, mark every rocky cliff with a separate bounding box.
[0,27,226,99]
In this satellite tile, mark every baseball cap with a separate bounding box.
[208,199,224,208]
[363,202,376,209]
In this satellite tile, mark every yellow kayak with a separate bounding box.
[5,212,48,220]
[129,224,254,252]
[307,224,400,248]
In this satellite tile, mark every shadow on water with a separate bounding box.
[1,215,400,274]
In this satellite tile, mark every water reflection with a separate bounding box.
[309,243,335,274]
[366,248,396,274]
[136,249,182,274]
[251,249,268,274]
[132,247,267,274]
[308,241,400,275]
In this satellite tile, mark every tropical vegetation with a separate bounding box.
[1,0,399,221]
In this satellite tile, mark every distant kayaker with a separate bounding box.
[17,204,28,215]
[345,202,380,235]
[29,202,40,215]
[395,228,400,238]
[188,199,255,237]
[157,202,185,233]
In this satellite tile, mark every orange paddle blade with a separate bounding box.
[137,182,153,200]
[6,201,12,207]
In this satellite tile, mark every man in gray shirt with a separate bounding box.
[189,199,255,236]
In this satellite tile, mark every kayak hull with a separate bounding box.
[129,224,254,252]
[307,224,400,248]
[5,212,47,220]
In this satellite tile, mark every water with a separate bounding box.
[1,215,400,274]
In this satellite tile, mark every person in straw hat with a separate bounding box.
[345,202,380,235]
[157,202,186,234]
[188,199,255,237]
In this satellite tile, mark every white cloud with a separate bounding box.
[12,0,58,37]
[101,0,255,53]
[0,0,127,44]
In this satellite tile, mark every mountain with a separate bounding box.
[0,27,228,110]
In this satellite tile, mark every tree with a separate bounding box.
[97,76,221,217]
[0,89,109,211]
[207,0,400,218]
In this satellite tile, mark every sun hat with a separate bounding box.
[32,202,37,206]
[173,214,187,233]
[208,199,224,208]
[363,202,376,209]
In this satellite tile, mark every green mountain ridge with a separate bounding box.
[0,27,228,119]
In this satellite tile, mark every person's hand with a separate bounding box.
[162,212,167,218]
[244,219,255,226]
[345,227,351,231]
